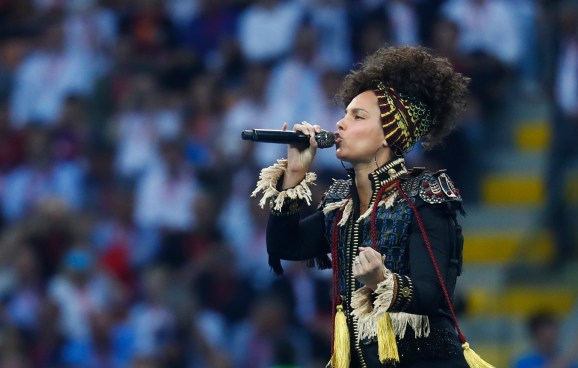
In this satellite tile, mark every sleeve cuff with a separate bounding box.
[351,267,395,341]
[351,270,420,341]
[251,159,317,214]
[388,274,414,312]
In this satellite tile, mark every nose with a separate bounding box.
[336,117,345,130]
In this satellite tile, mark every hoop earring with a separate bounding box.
[340,160,353,171]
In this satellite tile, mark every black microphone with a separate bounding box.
[241,129,335,149]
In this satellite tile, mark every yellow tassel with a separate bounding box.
[377,312,399,363]
[327,305,350,368]
[462,342,495,368]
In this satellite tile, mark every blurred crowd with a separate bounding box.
[0,0,576,367]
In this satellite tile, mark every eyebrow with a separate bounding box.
[345,107,369,114]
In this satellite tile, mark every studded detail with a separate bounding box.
[390,274,414,312]
[401,170,462,205]
[401,287,411,298]
[319,178,352,208]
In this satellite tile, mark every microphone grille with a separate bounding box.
[317,131,336,148]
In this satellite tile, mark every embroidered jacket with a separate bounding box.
[253,158,467,367]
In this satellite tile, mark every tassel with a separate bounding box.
[377,312,399,363]
[328,305,350,368]
[462,342,495,368]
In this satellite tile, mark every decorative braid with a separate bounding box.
[395,181,467,344]
[331,205,345,356]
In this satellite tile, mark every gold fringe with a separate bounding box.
[377,312,399,363]
[462,342,495,368]
[328,305,350,368]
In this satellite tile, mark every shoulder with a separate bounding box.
[319,178,351,207]
[400,168,462,205]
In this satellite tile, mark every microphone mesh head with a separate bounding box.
[317,131,336,148]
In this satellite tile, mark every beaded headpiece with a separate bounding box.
[373,81,434,153]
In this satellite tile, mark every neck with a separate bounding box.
[353,148,394,204]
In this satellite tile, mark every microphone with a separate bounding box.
[241,129,335,149]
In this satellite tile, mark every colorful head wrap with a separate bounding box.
[373,81,434,153]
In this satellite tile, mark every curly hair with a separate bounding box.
[337,46,470,149]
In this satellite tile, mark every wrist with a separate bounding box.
[282,171,307,189]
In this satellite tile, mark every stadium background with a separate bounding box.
[0,0,577,367]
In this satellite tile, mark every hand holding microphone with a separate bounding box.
[242,122,330,189]
[241,127,335,148]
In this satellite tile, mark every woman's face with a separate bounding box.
[335,90,386,164]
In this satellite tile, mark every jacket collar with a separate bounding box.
[347,157,408,193]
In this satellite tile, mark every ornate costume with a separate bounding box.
[251,47,493,367]
[253,157,469,367]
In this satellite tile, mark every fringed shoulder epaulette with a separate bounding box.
[401,168,464,213]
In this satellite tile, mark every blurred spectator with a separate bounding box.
[90,185,140,287]
[0,100,26,175]
[61,0,118,77]
[1,126,85,222]
[47,247,115,366]
[220,62,275,167]
[128,267,175,362]
[183,74,220,168]
[543,0,578,268]
[182,0,239,68]
[238,0,304,63]
[10,16,97,127]
[266,23,325,138]
[442,0,524,66]
[513,310,578,368]
[164,0,200,31]
[2,197,80,282]
[219,172,273,285]
[51,94,90,162]
[157,47,203,93]
[193,243,256,325]
[385,0,420,46]
[133,137,198,233]
[0,30,30,101]
[439,4,515,127]
[2,246,43,336]
[112,72,181,180]
[306,0,351,71]
[509,0,541,83]
[351,16,390,61]
[230,291,311,368]
[118,0,175,55]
